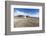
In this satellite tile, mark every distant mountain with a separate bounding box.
[26,16,31,17]
[15,15,31,18]
[15,15,24,17]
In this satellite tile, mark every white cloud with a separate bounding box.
[14,10,39,17]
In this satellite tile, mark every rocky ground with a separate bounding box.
[14,17,39,27]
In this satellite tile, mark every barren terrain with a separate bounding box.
[14,17,39,27]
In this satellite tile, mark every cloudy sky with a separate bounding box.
[14,8,39,17]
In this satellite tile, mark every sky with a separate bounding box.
[14,8,39,17]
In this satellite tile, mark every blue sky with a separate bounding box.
[14,8,39,17]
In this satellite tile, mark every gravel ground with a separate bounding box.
[14,17,39,27]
